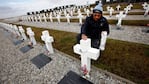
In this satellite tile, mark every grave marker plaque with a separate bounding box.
[58,71,93,84]
[20,45,33,53]
[31,53,52,69]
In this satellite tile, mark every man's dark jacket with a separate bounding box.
[81,15,109,39]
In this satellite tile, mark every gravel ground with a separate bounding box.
[0,26,135,84]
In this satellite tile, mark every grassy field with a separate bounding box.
[16,24,149,84]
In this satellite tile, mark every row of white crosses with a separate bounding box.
[107,3,133,16]
[21,4,92,24]
[0,23,28,41]
[0,22,55,54]
[0,23,17,34]
[73,31,108,78]
[20,3,95,24]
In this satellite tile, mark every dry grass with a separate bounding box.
[16,24,149,84]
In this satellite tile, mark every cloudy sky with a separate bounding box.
[0,0,97,19]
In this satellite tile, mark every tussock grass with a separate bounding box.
[16,24,149,84]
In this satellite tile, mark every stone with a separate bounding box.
[20,45,33,53]
[13,25,21,36]
[58,71,93,84]
[116,4,121,11]
[73,39,100,78]
[116,11,126,29]
[86,9,90,17]
[18,26,27,40]
[109,7,114,17]
[106,5,110,12]
[26,27,37,46]
[49,13,53,22]
[66,13,71,24]
[31,53,52,69]
[77,13,84,25]
[124,6,130,14]
[13,39,23,45]
[41,30,54,54]
[142,2,148,10]
[56,14,61,23]
[144,4,149,17]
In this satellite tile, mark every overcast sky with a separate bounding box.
[0,0,97,19]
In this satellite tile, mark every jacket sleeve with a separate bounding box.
[102,18,110,35]
[81,17,89,35]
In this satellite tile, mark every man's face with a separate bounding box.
[93,13,102,21]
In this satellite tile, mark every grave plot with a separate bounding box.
[20,45,33,53]
[58,70,93,84]
[30,53,52,69]
[13,39,24,45]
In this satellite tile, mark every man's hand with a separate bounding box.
[81,34,88,40]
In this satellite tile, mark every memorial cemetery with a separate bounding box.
[0,0,149,84]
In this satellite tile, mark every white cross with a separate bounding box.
[90,7,93,13]
[49,13,53,22]
[77,13,84,25]
[124,6,130,14]
[9,24,15,34]
[109,7,114,17]
[116,4,121,11]
[142,2,148,7]
[66,13,71,24]
[38,15,42,22]
[116,11,126,28]
[86,9,90,17]
[27,16,30,22]
[56,14,61,23]
[70,10,73,17]
[26,27,37,45]
[34,16,38,22]
[13,25,21,36]
[30,15,34,22]
[144,4,149,16]
[128,3,133,10]
[77,9,81,15]
[84,8,87,13]
[73,38,100,77]
[106,6,110,12]
[142,2,148,10]
[18,26,27,40]
[41,30,54,54]
[43,14,47,22]
[64,10,67,16]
